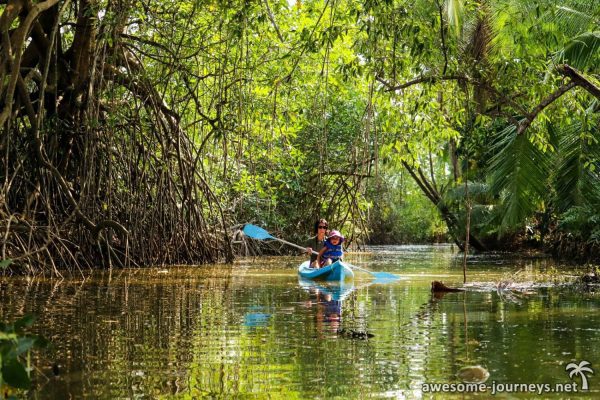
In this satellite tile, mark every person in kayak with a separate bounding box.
[316,230,345,267]
[305,219,328,267]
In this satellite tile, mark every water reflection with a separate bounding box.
[0,250,599,398]
[243,306,272,328]
[298,278,356,334]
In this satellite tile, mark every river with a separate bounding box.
[1,245,599,398]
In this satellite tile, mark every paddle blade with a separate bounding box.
[344,262,400,283]
[372,272,401,283]
[243,224,274,240]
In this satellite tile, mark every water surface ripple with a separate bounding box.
[1,245,599,398]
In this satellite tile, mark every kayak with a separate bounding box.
[297,260,354,281]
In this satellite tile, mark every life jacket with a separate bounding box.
[322,240,343,260]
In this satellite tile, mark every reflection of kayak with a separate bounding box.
[298,278,356,301]
[297,260,354,281]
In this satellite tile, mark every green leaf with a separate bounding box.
[11,337,36,358]
[14,315,36,333]
[1,359,31,390]
[0,259,13,269]
[447,0,464,37]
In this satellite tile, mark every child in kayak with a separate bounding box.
[316,230,344,267]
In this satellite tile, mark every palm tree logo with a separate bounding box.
[566,361,593,390]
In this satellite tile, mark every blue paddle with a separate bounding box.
[242,224,400,281]
[343,262,400,282]
[243,224,317,253]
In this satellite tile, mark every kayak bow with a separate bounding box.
[298,260,354,281]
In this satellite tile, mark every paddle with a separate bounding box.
[242,224,400,281]
[242,223,317,254]
[343,262,400,282]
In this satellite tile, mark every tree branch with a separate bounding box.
[557,64,600,100]
[0,0,58,126]
[262,0,285,43]
[517,81,577,135]
[377,74,468,91]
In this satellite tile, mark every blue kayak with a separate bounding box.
[298,260,354,281]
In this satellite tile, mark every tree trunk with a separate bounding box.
[402,161,486,252]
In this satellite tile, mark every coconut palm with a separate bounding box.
[353,0,599,247]
[566,360,594,390]
[454,0,600,236]
[550,3,600,70]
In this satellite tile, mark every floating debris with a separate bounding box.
[337,328,374,340]
[457,365,490,383]
[431,281,464,292]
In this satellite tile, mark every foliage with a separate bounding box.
[0,315,47,397]
[488,125,550,231]
[0,260,12,270]
[367,171,447,244]
[1,0,600,269]
[558,205,600,243]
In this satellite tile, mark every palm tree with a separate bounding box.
[362,0,600,248]
[566,360,594,390]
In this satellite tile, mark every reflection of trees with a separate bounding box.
[0,267,241,397]
[1,271,598,398]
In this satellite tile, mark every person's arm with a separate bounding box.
[316,246,327,267]
[304,237,315,256]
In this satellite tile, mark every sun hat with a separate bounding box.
[328,230,345,243]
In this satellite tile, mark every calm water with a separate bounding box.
[1,245,599,399]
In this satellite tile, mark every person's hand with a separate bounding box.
[306,247,312,255]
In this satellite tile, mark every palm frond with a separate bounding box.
[470,204,496,233]
[447,0,465,37]
[488,125,551,231]
[551,4,599,37]
[553,120,600,212]
[555,31,600,70]
[459,1,498,64]
[442,202,496,238]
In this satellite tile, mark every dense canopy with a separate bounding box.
[1,0,599,272]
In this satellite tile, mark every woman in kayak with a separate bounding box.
[305,219,328,267]
[316,230,345,267]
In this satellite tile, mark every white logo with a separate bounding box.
[566,361,593,390]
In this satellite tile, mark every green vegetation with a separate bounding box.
[0,0,599,271]
[0,315,47,399]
